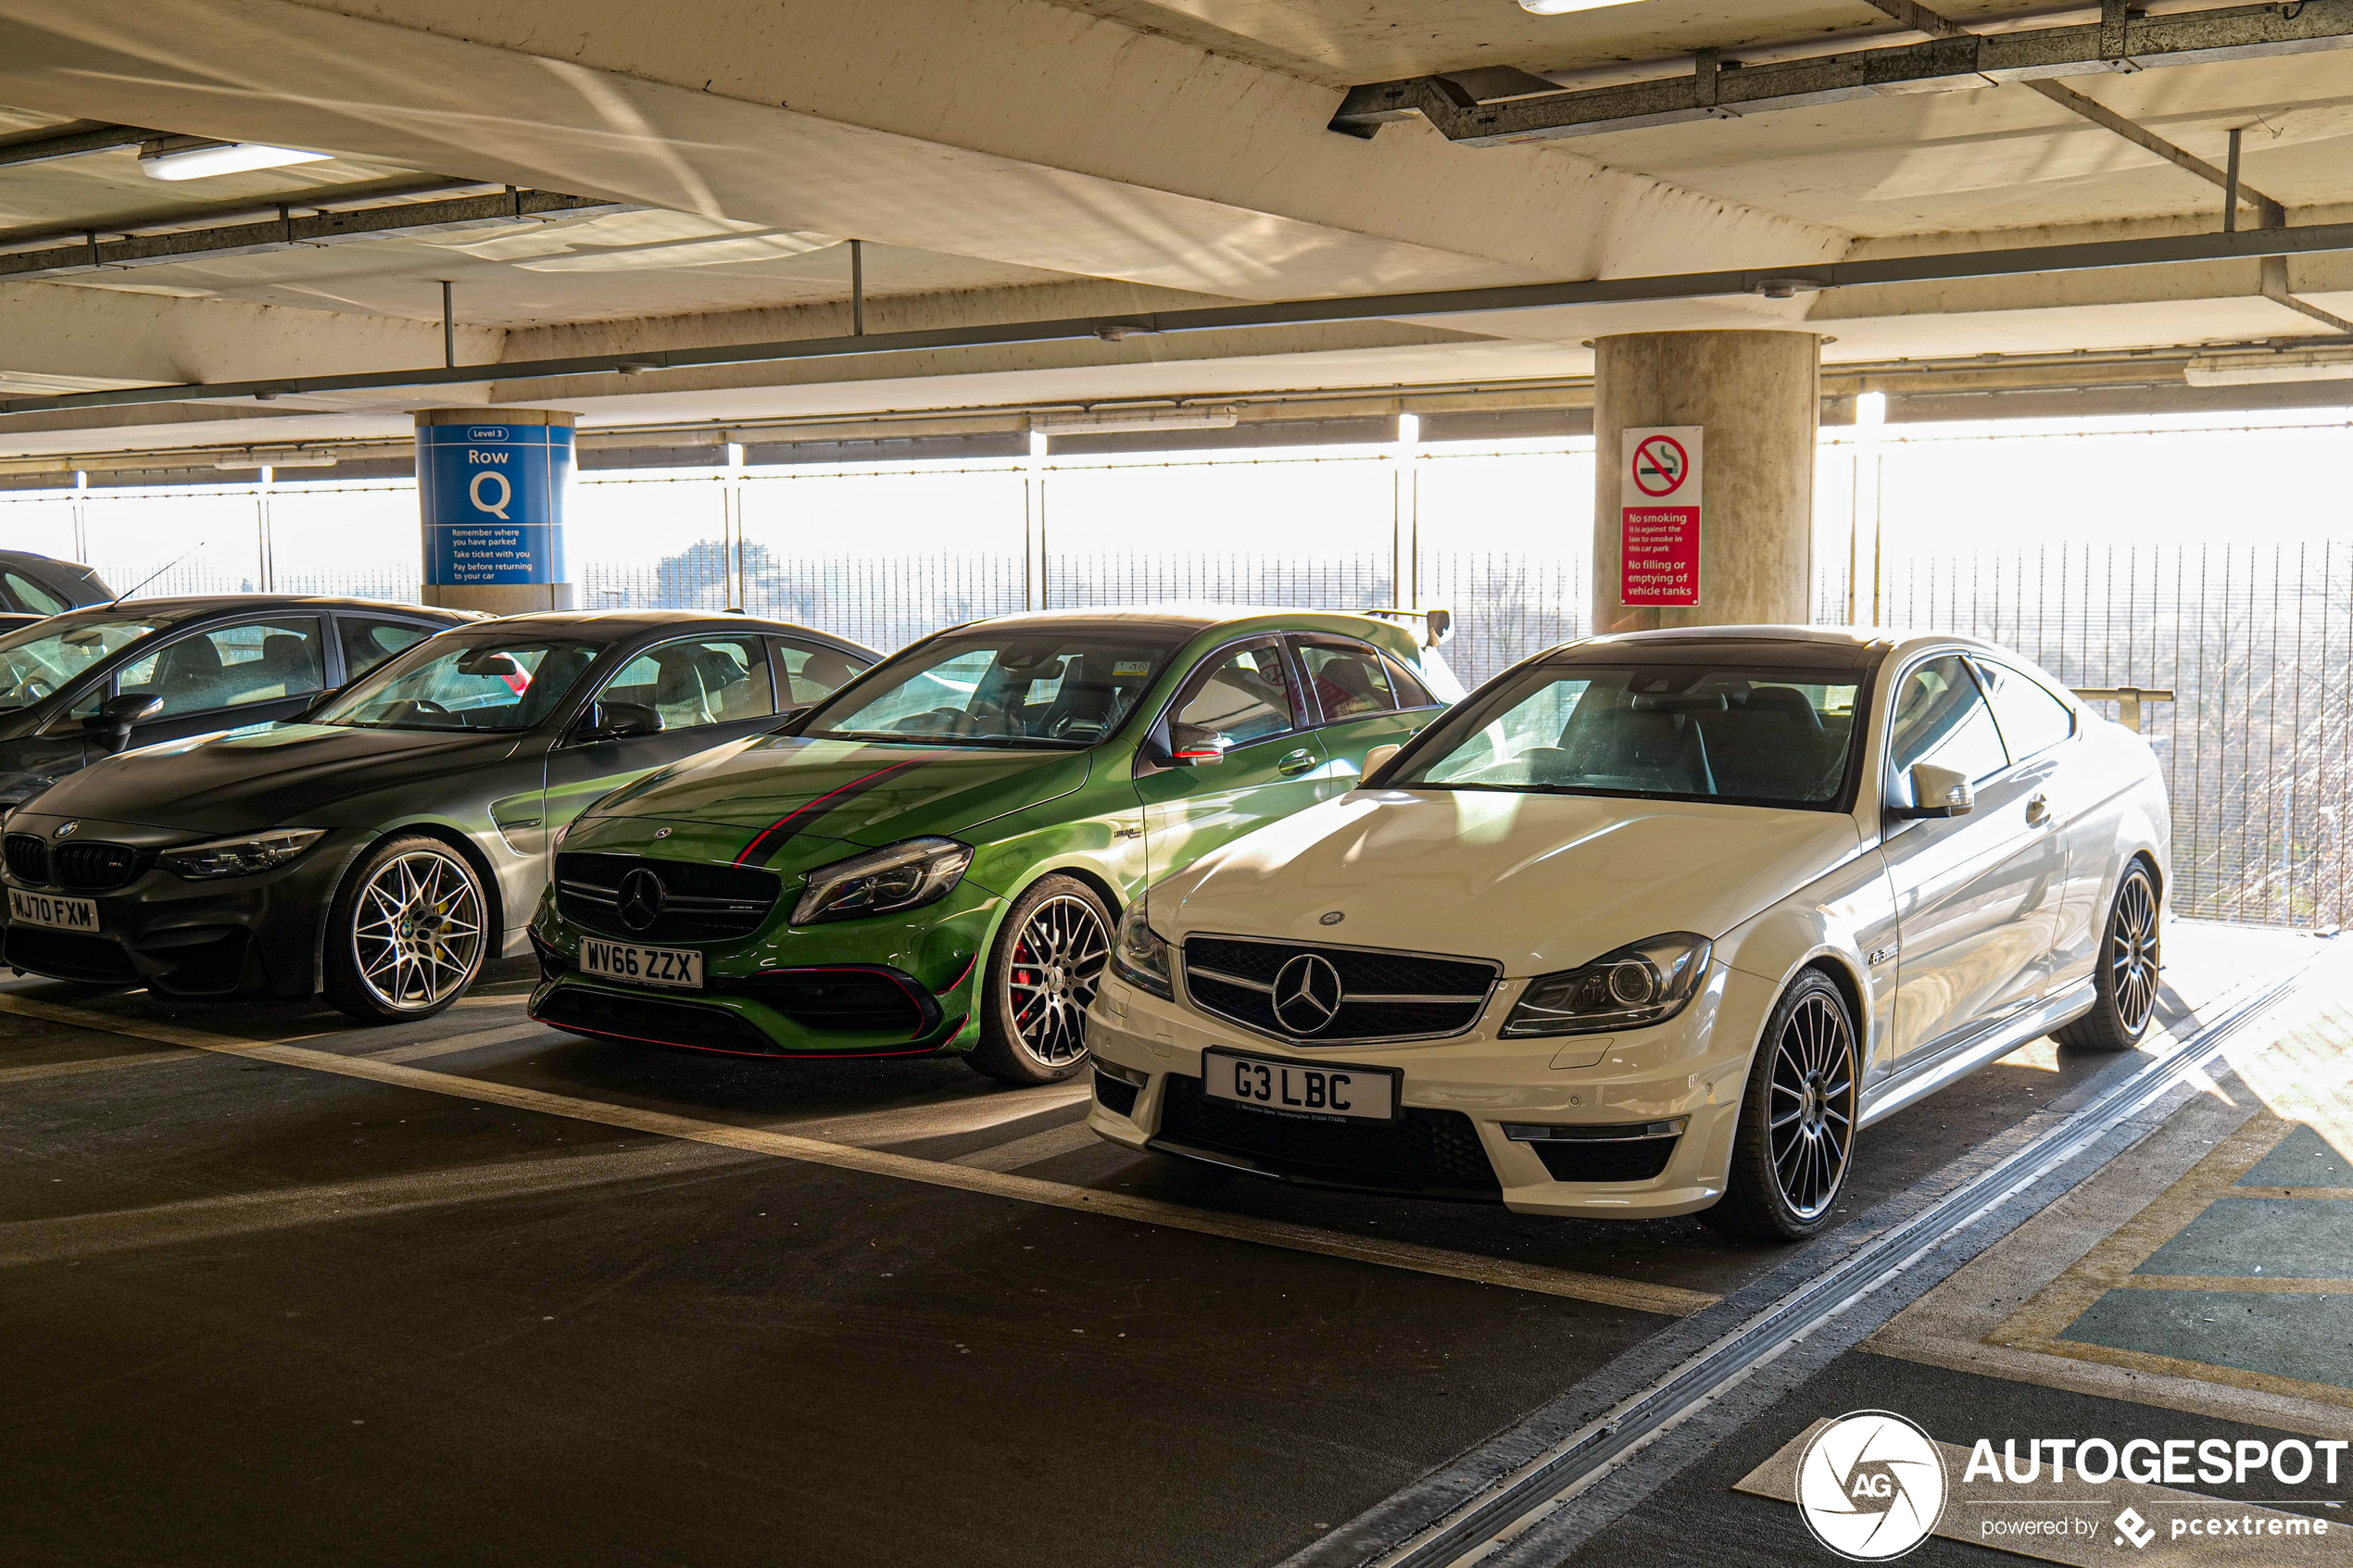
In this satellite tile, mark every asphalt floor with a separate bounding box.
[0,922,2334,1568]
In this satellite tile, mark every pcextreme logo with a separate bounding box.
[1796,1411,1949,1562]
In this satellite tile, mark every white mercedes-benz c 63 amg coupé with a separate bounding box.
[1086,626,2169,1240]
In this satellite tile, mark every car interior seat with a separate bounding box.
[795,648,859,702]
[1312,654,1385,720]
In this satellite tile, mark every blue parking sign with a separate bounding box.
[418,422,573,586]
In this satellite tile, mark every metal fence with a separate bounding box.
[5,412,2350,927]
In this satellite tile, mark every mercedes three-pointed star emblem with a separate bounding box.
[616,867,667,934]
[1271,953,1346,1036]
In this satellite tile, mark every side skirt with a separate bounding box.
[1856,979,2097,1131]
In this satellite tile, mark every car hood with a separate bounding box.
[585,735,1092,850]
[17,722,523,834]
[1154,788,1866,975]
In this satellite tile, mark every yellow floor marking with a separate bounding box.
[779,1081,1092,1147]
[950,1117,1102,1172]
[0,1142,759,1268]
[0,993,1716,1316]
[2120,1273,2353,1294]
[0,1049,191,1085]
[367,1021,554,1064]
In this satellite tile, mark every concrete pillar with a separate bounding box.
[1591,331,1819,633]
[414,407,576,614]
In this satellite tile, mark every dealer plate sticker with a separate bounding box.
[1203,1049,1397,1123]
[580,938,702,989]
[7,888,99,933]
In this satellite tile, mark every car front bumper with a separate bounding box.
[0,816,367,998]
[526,880,1003,1059]
[1083,960,1777,1218]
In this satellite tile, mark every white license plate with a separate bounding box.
[1204,1049,1398,1123]
[580,937,702,989]
[7,887,99,933]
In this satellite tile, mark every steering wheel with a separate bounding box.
[8,678,54,703]
[410,699,451,716]
[1045,711,1099,741]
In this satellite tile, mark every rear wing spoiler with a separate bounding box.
[1350,607,1452,647]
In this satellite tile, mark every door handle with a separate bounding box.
[2025,793,2050,825]
[1277,748,1317,776]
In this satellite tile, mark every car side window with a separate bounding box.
[1973,659,2074,760]
[598,636,776,730]
[1887,655,2009,784]
[1297,639,1399,722]
[113,618,325,718]
[3,571,67,617]
[1382,653,1437,709]
[776,639,870,705]
[338,618,434,682]
[1174,642,1297,746]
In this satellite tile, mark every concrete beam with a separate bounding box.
[1332,2,2353,145]
[0,118,159,165]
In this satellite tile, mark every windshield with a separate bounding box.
[1389,663,1862,809]
[314,637,598,732]
[0,618,160,711]
[803,629,1180,748]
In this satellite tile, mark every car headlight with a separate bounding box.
[1500,933,1713,1037]
[158,827,330,880]
[1109,895,1174,1000]
[791,836,973,925]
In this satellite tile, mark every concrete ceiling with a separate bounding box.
[0,0,2347,460]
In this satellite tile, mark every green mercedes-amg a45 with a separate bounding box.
[527,607,1459,1082]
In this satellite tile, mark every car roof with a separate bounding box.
[1552,624,1896,670]
[37,595,474,625]
[472,608,879,653]
[949,603,1432,646]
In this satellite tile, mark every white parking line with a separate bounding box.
[366,1021,555,1064]
[0,994,1718,1316]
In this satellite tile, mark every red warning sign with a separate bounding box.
[1620,426,1703,608]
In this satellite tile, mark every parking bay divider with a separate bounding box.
[0,992,1719,1318]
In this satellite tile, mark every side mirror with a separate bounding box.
[83,693,164,753]
[578,700,663,742]
[1890,762,1974,820]
[1362,743,1403,782]
[1166,722,1227,767]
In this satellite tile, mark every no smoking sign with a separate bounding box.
[1620,425,1703,608]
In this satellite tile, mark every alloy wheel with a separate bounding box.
[351,849,484,1012]
[1005,893,1110,1066]
[2109,868,2160,1035]
[1766,990,1856,1222]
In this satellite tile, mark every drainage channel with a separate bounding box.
[1297,960,2319,1568]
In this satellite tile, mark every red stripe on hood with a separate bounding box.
[734,759,929,865]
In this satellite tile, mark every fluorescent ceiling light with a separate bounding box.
[139,137,332,181]
[1032,407,1240,436]
[1517,0,1648,14]
[2183,347,2353,387]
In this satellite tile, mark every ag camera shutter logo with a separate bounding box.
[1795,1411,1948,1561]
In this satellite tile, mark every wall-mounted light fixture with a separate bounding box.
[1031,407,1241,436]
[2184,346,2353,387]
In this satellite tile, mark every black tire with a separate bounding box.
[1701,969,1859,1243]
[2054,859,2161,1051]
[964,874,1112,1085]
[322,834,490,1024]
